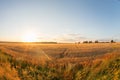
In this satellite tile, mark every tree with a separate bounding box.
[83,41,88,43]
[89,41,92,43]
[111,40,115,43]
[95,40,99,43]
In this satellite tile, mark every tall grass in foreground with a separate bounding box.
[0,49,120,80]
[0,43,120,80]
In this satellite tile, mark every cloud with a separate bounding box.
[37,33,88,42]
[37,33,120,42]
[54,33,87,42]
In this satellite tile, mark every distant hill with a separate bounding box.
[0,41,57,44]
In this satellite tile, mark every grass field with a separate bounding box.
[0,43,120,80]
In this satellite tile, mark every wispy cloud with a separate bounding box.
[37,33,88,42]
[37,33,120,42]
[54,33,88,42]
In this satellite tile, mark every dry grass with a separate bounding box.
[0,43,120,80]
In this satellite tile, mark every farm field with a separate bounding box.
[0,43,120,80]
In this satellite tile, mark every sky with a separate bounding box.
[0,0,120,42]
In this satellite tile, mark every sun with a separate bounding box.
[22,32,37,42]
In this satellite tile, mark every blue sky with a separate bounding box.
[0,0,120,42]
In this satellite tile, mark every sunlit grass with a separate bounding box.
[0,43,120,80]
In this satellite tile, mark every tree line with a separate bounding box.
[77,40,115,44]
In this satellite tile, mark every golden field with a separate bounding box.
[0,43,120,80]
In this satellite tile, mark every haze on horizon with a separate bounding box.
[0,0,120,42]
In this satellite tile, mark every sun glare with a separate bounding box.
[22,32,37,42]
